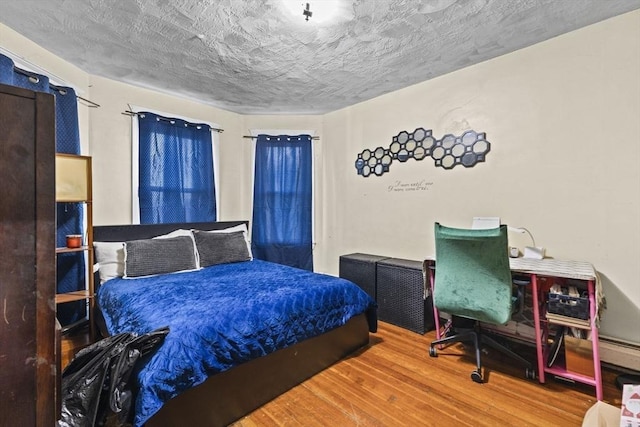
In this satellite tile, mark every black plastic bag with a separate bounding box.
[58,326,169,427]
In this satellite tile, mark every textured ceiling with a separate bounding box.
[1,0,638,114]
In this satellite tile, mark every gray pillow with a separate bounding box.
[124,235,198,278]
[193,230,252,267]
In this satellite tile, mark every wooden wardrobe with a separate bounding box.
[0,83,57,425]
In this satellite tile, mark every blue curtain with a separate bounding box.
[252,134,313,271]
[0,54,85,326]
[138,112,216,224]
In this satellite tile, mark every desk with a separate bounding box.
[427,257,603,400]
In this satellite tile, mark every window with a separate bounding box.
[132,110,219,224]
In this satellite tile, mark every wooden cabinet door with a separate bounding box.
[0,83,56,426]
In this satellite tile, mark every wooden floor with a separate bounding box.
[232,322,623,427]
[62,322,624,426]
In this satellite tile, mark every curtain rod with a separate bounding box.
[77,95,100,108]
[12,67,101,108]
[122,110,224,133]
[243,135,319,140]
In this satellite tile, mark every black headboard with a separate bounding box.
[93,220,249,242]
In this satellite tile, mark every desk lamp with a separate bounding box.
[508,226,545,259]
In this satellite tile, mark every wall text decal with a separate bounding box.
[387,180,434,193]
[355,128,490,177]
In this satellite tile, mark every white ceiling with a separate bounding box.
[1,0,638,115]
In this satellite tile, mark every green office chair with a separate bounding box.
[428,223,534,383]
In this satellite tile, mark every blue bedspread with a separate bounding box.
[97,259,376,426]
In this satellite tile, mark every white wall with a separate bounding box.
[2,10,638,343]
[319,11,640,343]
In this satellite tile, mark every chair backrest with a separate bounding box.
[433,223,513,325]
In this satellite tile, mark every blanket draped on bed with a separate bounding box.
[97,259,376,426]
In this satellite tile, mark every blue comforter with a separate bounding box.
[97,259,376,426]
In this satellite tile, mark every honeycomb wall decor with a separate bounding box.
[354,128,490,177]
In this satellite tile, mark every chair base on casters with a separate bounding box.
[429,324,534,383]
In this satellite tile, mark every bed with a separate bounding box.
[92,221,377,426]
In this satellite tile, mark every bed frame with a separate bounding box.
[92,221,372,426]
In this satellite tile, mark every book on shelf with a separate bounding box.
[546,312,590,328]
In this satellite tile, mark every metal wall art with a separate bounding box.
[355,128,490,177]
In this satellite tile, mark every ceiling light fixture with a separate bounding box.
[281,1,343,25]
[303,3,312,21]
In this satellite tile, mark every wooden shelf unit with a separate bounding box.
[55,153,95,339]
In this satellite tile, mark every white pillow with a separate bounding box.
[153,229,200,268]
[93,241,125,284]
[192,224,253,260]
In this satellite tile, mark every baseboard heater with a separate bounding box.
[599,336,640,372]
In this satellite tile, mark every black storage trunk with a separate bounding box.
[376,258,434,334]
[339,253,389,299]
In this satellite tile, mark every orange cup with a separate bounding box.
[66,234,83,248]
